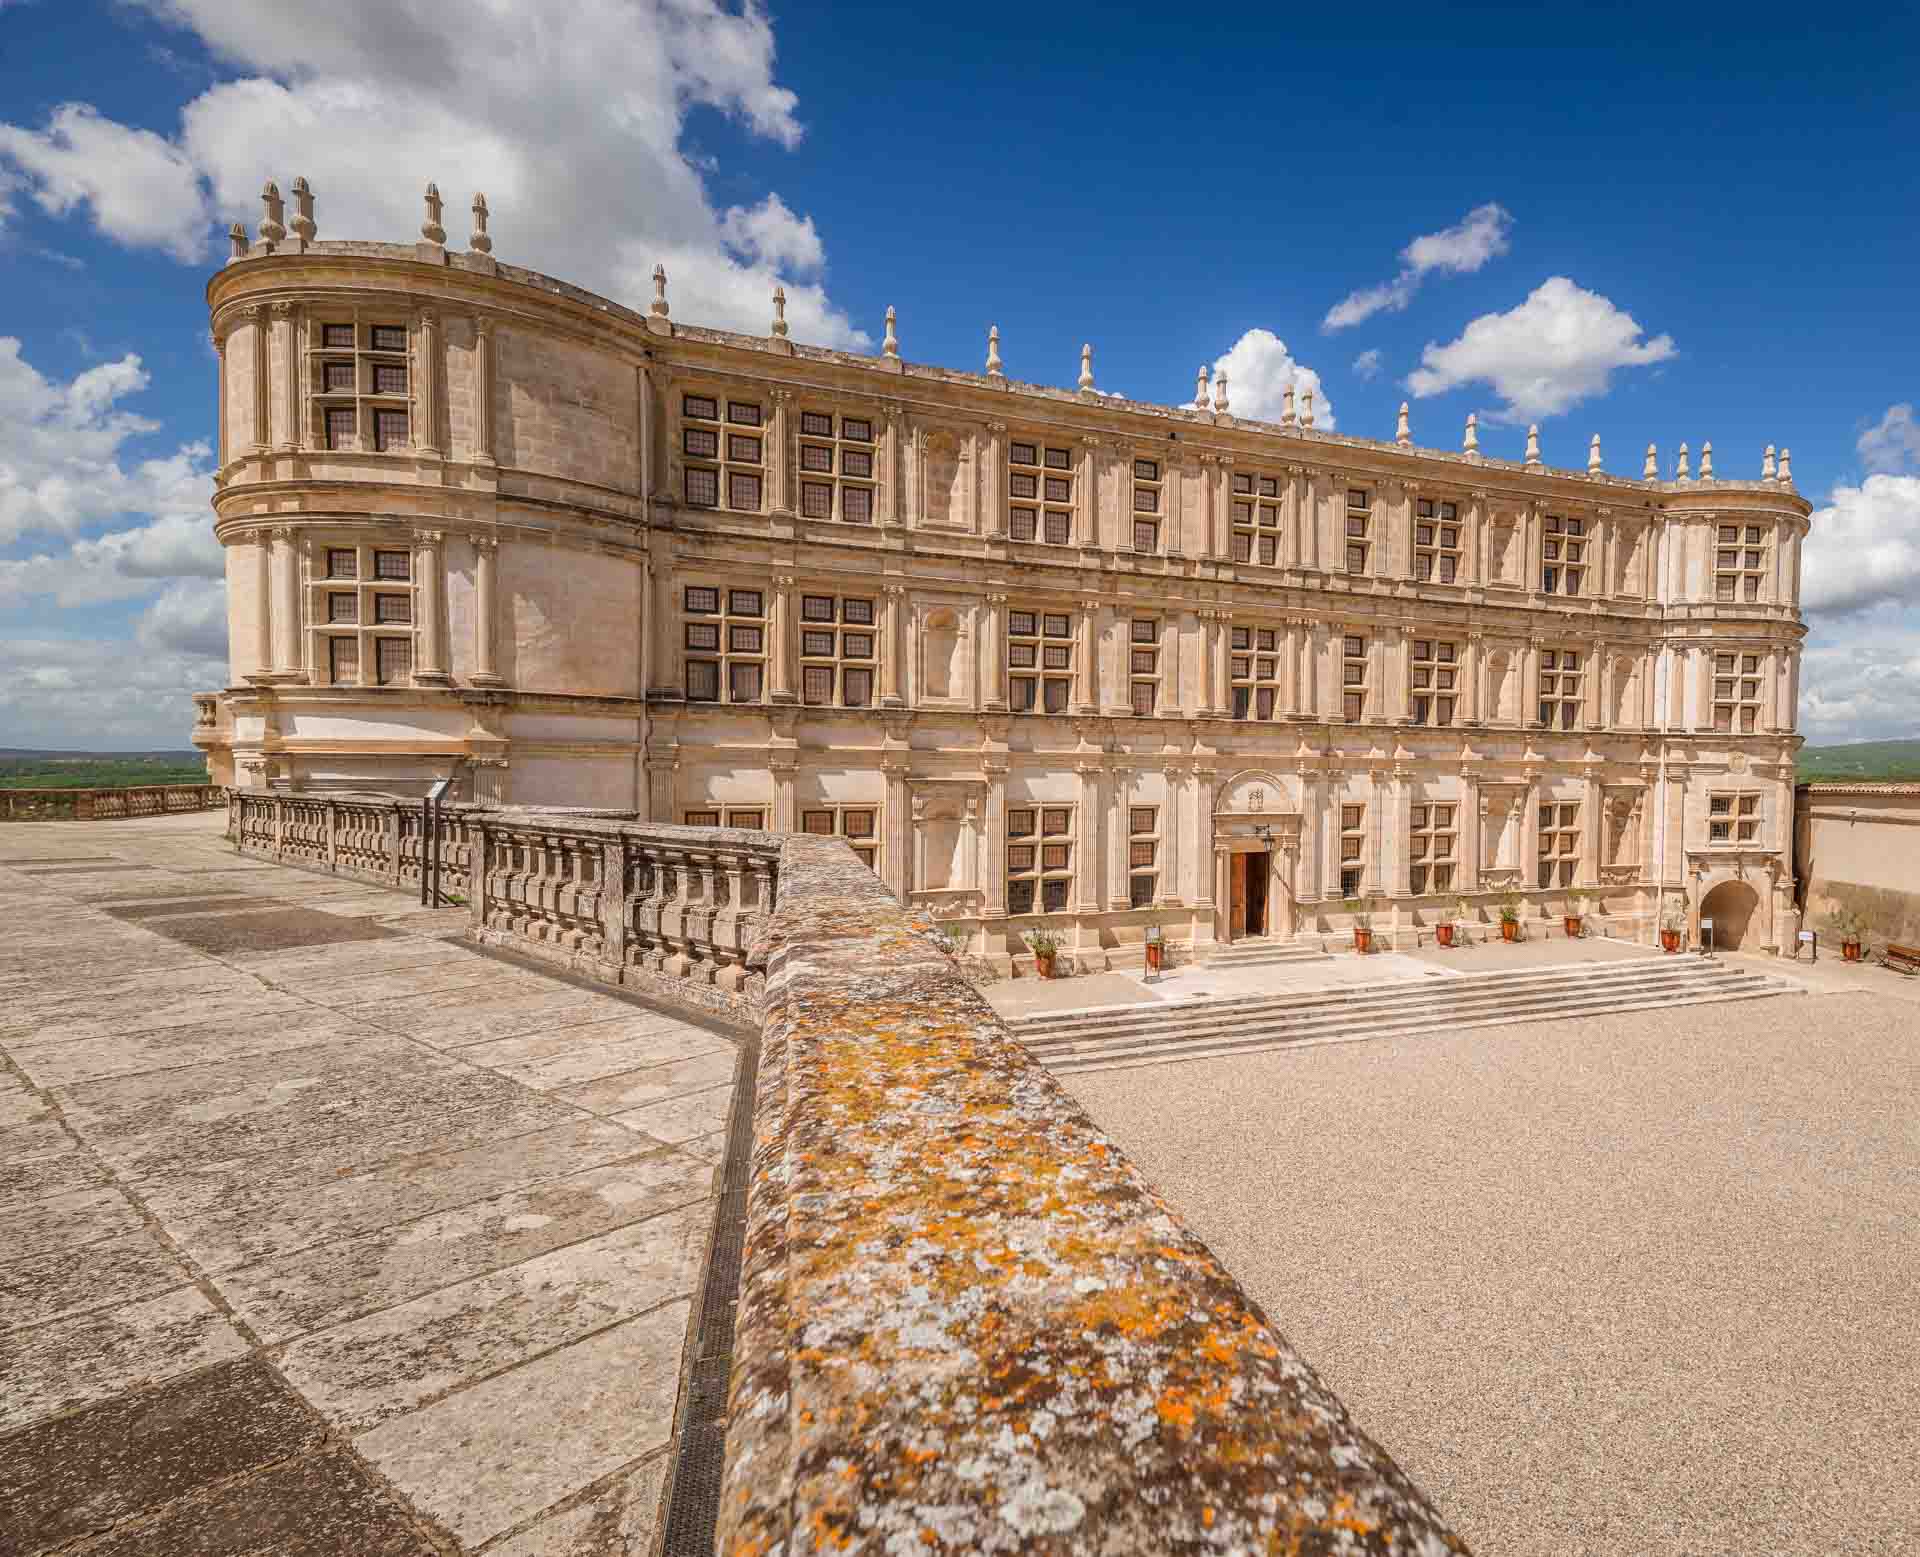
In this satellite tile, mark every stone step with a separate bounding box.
[1042,981,1802,1075]
[1009,959,1804,1074]
[1011,956,1760,1039]
[1201,940,1332,967]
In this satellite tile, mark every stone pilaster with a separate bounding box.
[472,536,503,685]
[415,309,442,456]
[472,317,497,465]
[769,574,796,703]
[413,528,449,682]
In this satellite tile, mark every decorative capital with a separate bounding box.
[269,300,294,318]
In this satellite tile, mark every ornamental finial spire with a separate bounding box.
[1213,369,1229,413]
[1644,442,1658,479]
[1077,342,1095,393]
[1588,433,1602,474]
[986,324,1003,379]
[1762,443,1776,480]
[469,192,492,255]
[1195,364,1210,410]
[1676,442,1690,480]
[420,182,445,246]
[1301,386,1315,429]
[257,180,285,252]
[1281,383,1296,427]
[1464,411,1479,454]
[289,176,316,249]
[1396,401,1411,446]
[770,285,787,338]
[227,222,248,261]
[883,305,899,359]
[1778,447,1792,484]
[1524,424,1542,467]
[650,263,669,317]
[1699,440,1714,480]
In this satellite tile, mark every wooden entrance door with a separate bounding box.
[1228,852,1269,940]
[1229,853,1248,939]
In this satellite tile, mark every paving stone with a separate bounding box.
[461,1019,731,1090]
[484,1454,669,1557]
[218,1150,713,1342]
[609,1083,734,1145]
[77,1447,434,1556]
[354,1301,692,1548]
[0,1141,110,1208]
[2,989,312,1050]
[0,1225,184,1332]
[158,1117,662,1274]
[0,1358,325,1555]
[0,1081,51,1127]
[0,1284,250,1432]
[556,1049,738,1117]
[133,907,405,956]
[284,964,540,1005]
[1,1116,89,1165]
[279,1200,710,1429]
[0,1184,143,1262]
[13,1011,391,1088]
[347,988,644,1049]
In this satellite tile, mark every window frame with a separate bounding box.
[797,407,880,525]
[1007,438,1074,545]
[1007,606,1074,714]
[1538,647,1584,730]
[1409,637,1459,727]
[307,538,417,688]
[1537,800,1581,888]
[797,592,878,709]
[680,391,764,514]
[682,583,766,704]
[1230,623,1283,721]
[309,316,411,453]
[1413,497,1462,585]
[1006,804,1074,916]
[1407,800,1457,897]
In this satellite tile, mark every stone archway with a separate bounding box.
[1699,878,1761,950]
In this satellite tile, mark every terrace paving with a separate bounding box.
[0,811,740,1555]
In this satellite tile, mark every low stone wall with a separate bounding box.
[2,784,224,821]
[1797,783,1920,951]
[721,831,1466,1554]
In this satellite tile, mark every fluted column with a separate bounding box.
[984,422,1006,536]
[248,305,269,454]
[273,301,298,451]
[1077,437,1100,548]
[253,535,273,677]
[983,593,1008,710]
[1587,639,1606,729]
[879,406,901,526]
[880,584,906,707]
[982,764,1008,919]
[769,574,796,703]
[473,536,502,685]
[415,309,442,456]
[767,390,791,512]
[1108,765,1131,909]
[1463,632,1483,724]
[213,331,229,474]
[1161,762,1183,907]
[414,528,448,681]
[270,526,300,676]
[1459,771,1481,893]
[1074,598,1098,714]
[1193,767,1218,910]
[471,317,496,465]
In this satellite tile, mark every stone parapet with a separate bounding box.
[721,830,1466,1554]
[0,785,225,822]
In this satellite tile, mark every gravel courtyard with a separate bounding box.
[1067,981,1920,1556]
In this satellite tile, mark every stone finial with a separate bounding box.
[1301,386,1315,429]
[258,180,286,250]
[1588,433,1602,474]
[1396,401,1411,446]
[1644,442,1658,479]
[1762,443,1777,480]
[1676,442,1691,480]
[1281,383,1296,426]
[1213,370,1229,413]
[883,305,899,359]
[420,182,446,246]
[227,222,249,261]
[770,285,788,338]
[469,192,493,255]
[1464,411,1479,453]
[650,263,669,317]
[289,176,316,249]
[1778,447,1793,484]
[1699,440,1714,480]
[1524,424,1542,467]
[1195,364,1210,410]
[1077,342,1095,393]
[986,324,1003,379]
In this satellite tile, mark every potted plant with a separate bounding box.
[1441,896,1473,948]
[1826,909,1865,963]
[1344,897,1374,954]
[1024,926,1062,978]
[1564,894,1588,940]
[1498,891,1524,942]
[1659,896,1685,954]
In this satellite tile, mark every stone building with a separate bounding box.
[195,181,1813,969]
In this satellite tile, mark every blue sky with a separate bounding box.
[2,0,1916,748]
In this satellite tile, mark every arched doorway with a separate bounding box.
[1699,879,1761,950]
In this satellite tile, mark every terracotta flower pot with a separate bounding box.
[1661,929,1680,953]
[1035,952,1056,979]
[1842,939,1862,963]
[1501,919,1518,942]
[1145,941,1163,971]
[1353,928,1373,954]
[1437,923,1455,947]
[1564,915,1583,939]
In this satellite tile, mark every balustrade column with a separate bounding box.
[601,840,628,967]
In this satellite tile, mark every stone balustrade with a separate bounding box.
[722,830,1465,1553]
[229,793,780,1018]
[0,785,225,822]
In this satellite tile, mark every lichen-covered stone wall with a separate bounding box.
[721,831,1468,1554]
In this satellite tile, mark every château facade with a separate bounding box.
[195,182,1813,968]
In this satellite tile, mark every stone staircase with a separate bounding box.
[1201,937,1332,970]
[1011,956,1805,1075]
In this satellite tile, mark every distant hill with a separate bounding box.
[1797,739,1920,783]
[0,750,210,790]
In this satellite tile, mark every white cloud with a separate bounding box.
[0,0,865,345]
[1798,611,1920,745]
[1404,277,1676,423]
[0,623,226,749]
[1211,329,1334,430]
[1351,348,1381,381]
[1858,403,1920,474]
[1323,203,1513,332]
[0,103,208,261]
[0,338,215,550]
[1801,473,1920,616]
